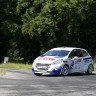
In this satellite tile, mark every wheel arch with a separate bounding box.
[60,64,69,75]
[86,63,94,74]
[87,63,94,70]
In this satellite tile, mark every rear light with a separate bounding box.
[63,61,68,64]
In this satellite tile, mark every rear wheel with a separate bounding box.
[86,64,93,74]
[61,65,69,76]
[34,73,42,76]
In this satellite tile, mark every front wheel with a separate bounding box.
[86,64,94,74]
[61,65,69,76]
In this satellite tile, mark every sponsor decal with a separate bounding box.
[38,57,55,61]
[83,57,92,60]
[84,59,92,63]
[71,60,74,63]
[77,59,81,62]
[83,57,92,63]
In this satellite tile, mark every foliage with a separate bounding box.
[0,0,96,62]
[0,62,31,69]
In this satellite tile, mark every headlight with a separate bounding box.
[52,59,63,65]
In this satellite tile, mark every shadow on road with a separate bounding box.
[68,73,96,76]
[41,72,96,77]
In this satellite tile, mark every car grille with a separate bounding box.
[36,63,51,71]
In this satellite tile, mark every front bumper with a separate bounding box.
[32,67,62,75]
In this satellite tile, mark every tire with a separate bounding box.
[86,64,93,74]
[61,65,69,76]
[34,73,42,76]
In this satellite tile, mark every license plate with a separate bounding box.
[37,66,47,69]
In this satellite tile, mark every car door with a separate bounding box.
[81,49,92,72]
[68,49,83,72]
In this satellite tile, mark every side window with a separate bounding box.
[69,49,83,58]
[69,50,78,58]
[76,49,83,57]
[82,50,88,57]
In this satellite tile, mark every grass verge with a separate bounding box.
[0,62,32,69]
[94,63,96,71]
[0,62,96,72]
[0,70,6,75]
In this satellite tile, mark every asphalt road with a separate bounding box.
[0,69,96,96]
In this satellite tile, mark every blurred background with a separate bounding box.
[0,0,96,63]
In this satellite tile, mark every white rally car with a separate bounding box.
[32,47,94,76]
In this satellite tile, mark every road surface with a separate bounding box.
[0,68,96,96]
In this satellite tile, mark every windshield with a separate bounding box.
[43,50,69,57]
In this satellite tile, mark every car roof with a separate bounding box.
[51,47,82,51]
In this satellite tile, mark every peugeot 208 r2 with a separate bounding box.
[32,47,94,76]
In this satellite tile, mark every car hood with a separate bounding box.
[35,55,66,64]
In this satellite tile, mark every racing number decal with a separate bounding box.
[75,59,82,70]
[70,59,82,70]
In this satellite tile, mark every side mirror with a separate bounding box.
[74,56,78,59]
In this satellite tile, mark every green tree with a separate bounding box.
[17,0,95,54]
[1,0,96,63]
[0,0,21,62]
[78,0,96,55]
